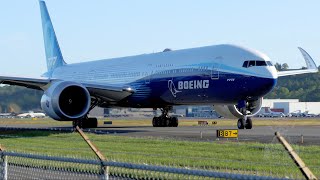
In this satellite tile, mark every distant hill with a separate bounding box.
[0,86,42,113]
[265,66,320,101]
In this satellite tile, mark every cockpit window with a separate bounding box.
[243,60,272,68]
[256,61,267,66]
[242,61,248,68]
[266,61,273,66]
[248,61,255,67]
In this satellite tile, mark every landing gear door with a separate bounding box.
[145,72,151,84]
[211,57,222,80]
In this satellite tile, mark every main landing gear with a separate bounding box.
[73,117,98,129]
[73,97,99,129]
[152,107,178,127]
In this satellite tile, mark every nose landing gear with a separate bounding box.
[237,117,252,129]
[237,100,253,129]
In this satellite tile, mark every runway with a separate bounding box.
[95,125,320,145]
[1,122,319,145]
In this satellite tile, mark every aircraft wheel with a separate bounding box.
[156,117,161,127]
[156,117,162,127]
[237,118,245,129]
[152,117,157,127]
[168,117,173,127]
[165,118,170,127]
[245,117,252,129]
[161,117,167,127]
[83,118,98,128]
[171,117,178,127]
[73,118,97,129]
[73,119,80,128]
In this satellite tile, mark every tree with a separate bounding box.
[274,63,289,71]
[281,63,289,70]
[8,103,21,113]
[275,63,282,71]
[265,66,320,101]
[0,86,42,112]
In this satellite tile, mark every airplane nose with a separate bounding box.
[246,76,277,99]
[242,66,278,99]
[260,66,278,94]
[264,77,277,93]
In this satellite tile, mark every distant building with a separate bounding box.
[89,107,104,117]
[90,99,320,118]
[91,105,219,118]
[262,99,299,108]
[261,99,320,114]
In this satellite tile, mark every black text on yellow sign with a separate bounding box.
[216,129,238,138]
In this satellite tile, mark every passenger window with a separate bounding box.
[256,61,267,66]
[243,61,248,68]
[248,61,255,67]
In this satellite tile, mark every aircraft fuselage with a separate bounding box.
[50,44,278,108]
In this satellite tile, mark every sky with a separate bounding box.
[0,0,320,77]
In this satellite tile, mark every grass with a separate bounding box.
[0,130,319,179]
[0,117,320,127]
[0,117,319,178]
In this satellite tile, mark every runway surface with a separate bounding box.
[1,123,319,145]
[98,125,320,145]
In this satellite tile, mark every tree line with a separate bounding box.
[265,64,320,101]
[0,86,42,113]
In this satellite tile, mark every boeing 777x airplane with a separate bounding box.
[0,1,318,129]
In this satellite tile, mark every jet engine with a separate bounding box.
[213,98,263,119]
[41,81,91,120]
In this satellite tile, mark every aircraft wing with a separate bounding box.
[0,76,134,102]
[277,47,318,77]
[0,76,50,90]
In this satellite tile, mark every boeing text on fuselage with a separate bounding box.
[178,80,209,90]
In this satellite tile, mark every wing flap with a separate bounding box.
[277,47,318,77]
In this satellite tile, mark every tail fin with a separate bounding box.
[39,0,66,76]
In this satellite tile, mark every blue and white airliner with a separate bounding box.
[0,1,318,129]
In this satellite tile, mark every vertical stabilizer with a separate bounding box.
[39,0,66,75]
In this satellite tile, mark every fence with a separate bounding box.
[0,127,319,179]
[0,151,290,180]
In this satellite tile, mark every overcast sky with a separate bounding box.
[0,0,319,77]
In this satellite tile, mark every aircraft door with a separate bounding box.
[211,57,222,80]
[145,64,153,84]
[145,72,151,84]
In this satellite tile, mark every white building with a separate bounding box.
[262,99,299,109]
[262,99,320,114]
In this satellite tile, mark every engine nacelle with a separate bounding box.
[41,81,91,121]
[213,98,263,119]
